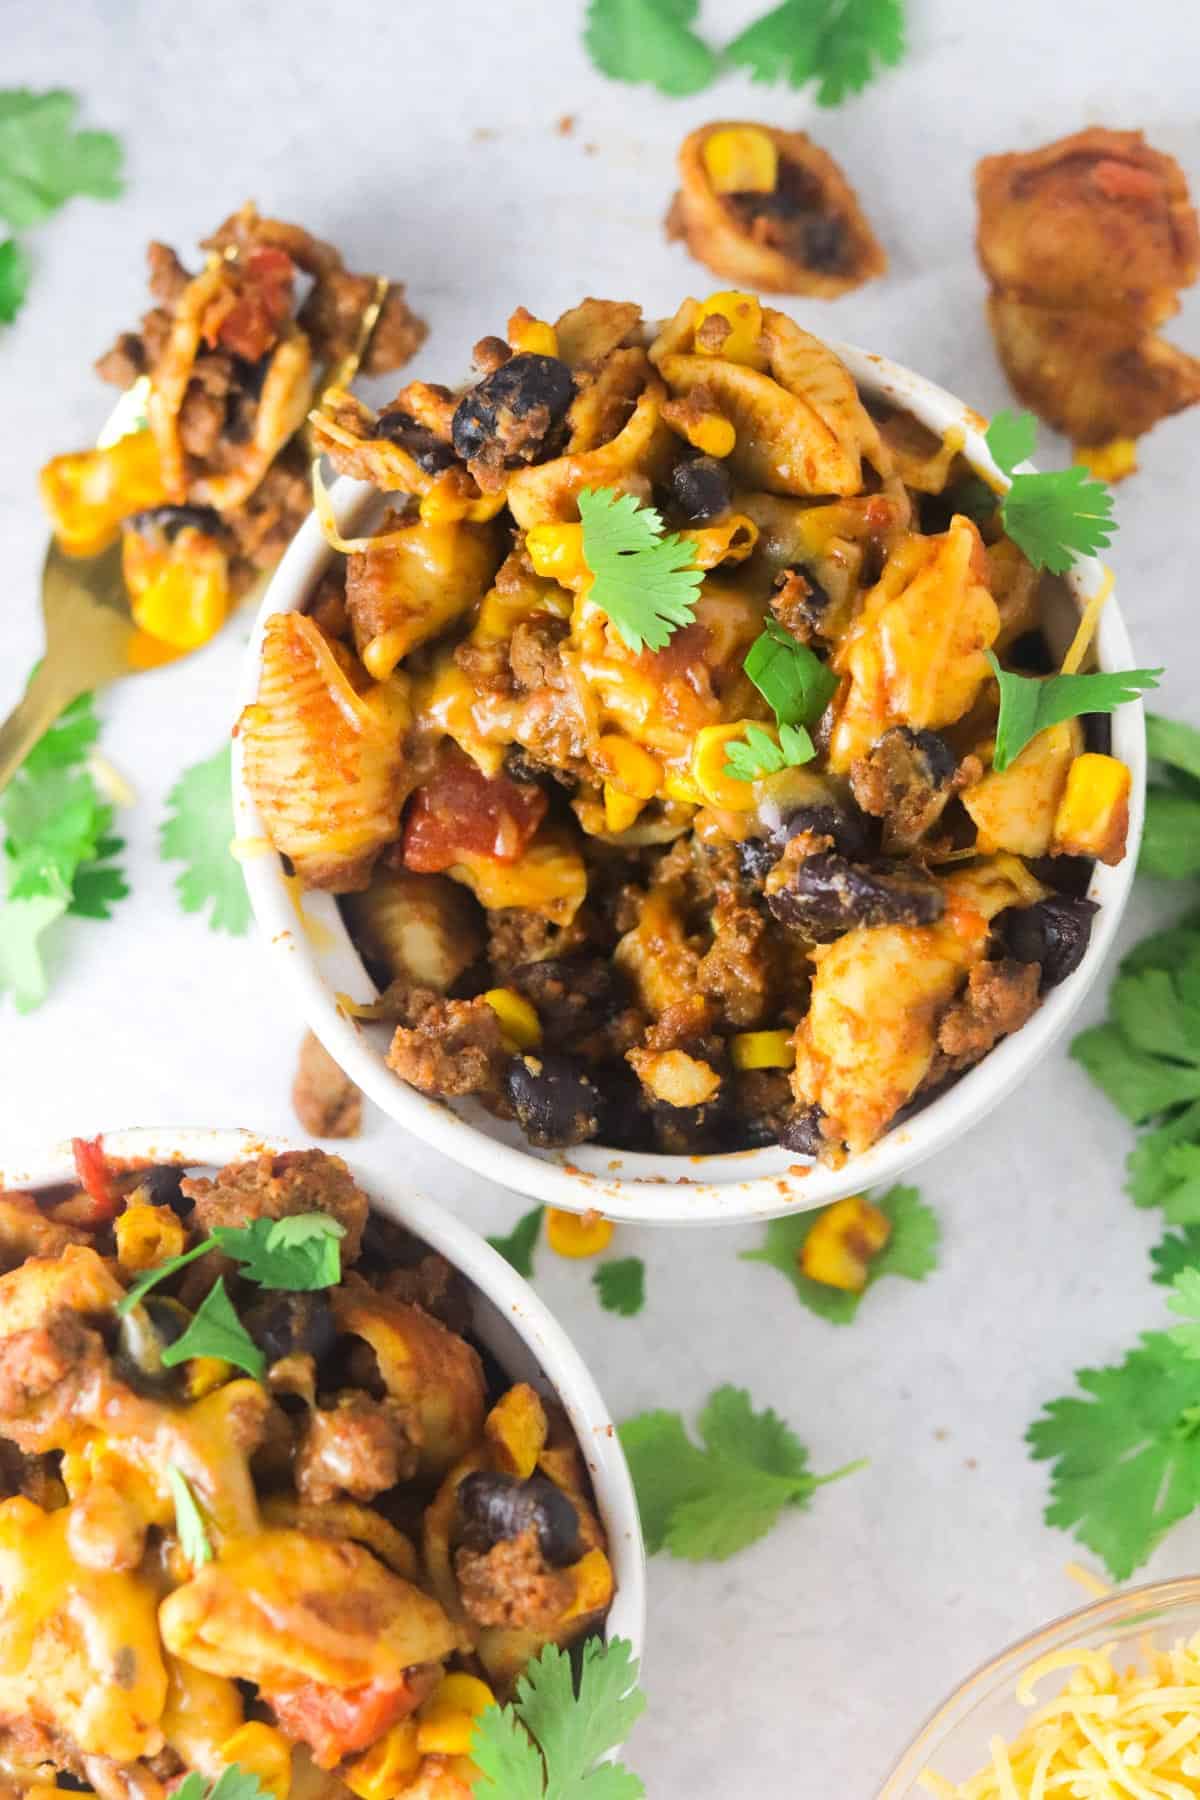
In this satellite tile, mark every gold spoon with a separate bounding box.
[0,273,389,795]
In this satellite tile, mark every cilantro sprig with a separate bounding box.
[117,1212,346,1318]
[0,90,124,326]
[577,486,703,654]
[619,1384,862,1561]
[472,1637,647,1800]
[724,721,815,782]
[487,1204,544,1279]
[583,0,717,97]
[160,745,251,935]
[727,0,907,106]
[723,620,835,780]
[167,1465,213,1566]
[1142,715,1200,881]
[0,682,129,1012]
[176,1767,271,1800]
[984,409,1116,575]
[986,651,1161,773]
[161,1277,266,1379]
[593,1256,646,1317]
[741,1184,939,1324]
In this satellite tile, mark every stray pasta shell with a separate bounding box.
[240,612,410,891]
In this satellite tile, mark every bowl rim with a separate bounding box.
[231,335,1146,1225]
[876,1574,1200,1795]
[0,1125,646,1663]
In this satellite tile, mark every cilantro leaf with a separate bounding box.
[488,1204,544,1279]
[1142,714,1200,880]
[21,686,101,775]
[1071,953,1200,1126]
[160,745,251,935]
[726,0,906,107]
[986,651,1161,773]
[1153,1228,1200,1287]
[0,237,29,324]
[70,839,130,919]
[741,1184,938,1323]
[473,1638,647,1800]
[161,1277,266,1379]
[167,1465,213,1566]
[177,1768,270,1800]
[723,721,815,782]
[577,486,703,654]
[1028,1330,1200,1580]
[117,1239,214,1317]
[984,410,1116,573]
[1168,1269,1200,1358]
[1147,714,1200,784]
[3,767,114,900]
[0,892,68,1013]
[619,1383,860,1561]
[593,1256,645,1317]
[0,89,123,228]
[743,620,838,728]
[583,0,718,97]
[211,1214,344,1291]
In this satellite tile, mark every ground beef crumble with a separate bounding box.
[932,959,1042,1078]
[292,1031,364,1139]
[295,1392,417,1504]
[180,1149,370,1262]
[386,996,509,1099]
[455,1526,574,1630]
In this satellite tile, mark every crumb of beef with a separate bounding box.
[509,615,569,692]
[386,997,508,1100]
[473,335,512,374]
[178,381,228,460]
[933,959,1041,1077]
[454,636,514,695]
[295,1392,417,1504]
[0,1193,88,1272]
[224,446,312,583]
[299,272,426,376]
[292,1030,364,1140]
[851,727,978,854]
[486,907,591,982]
[0,1315,106,1453]
[770,567,829,645]
[307,570,351,641]
[147,240,190,305]
[736,1068,795,1140]
[641,995,719,1056]
[94,331,146,387]
[378,1254,473,1336]
[180,1149,370,1262]
[698,894,773,1028]
[455,1526,574,1631]
[509,955,616,1045]
[695,311,732,353]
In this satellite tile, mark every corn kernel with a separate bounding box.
[694,291,767,369]
[185,1356,233,1399]
[508,307,559,358]
[594,736,662,800]
[662,770,703,807]
[483,987,542,1051]
[417,1674,498,1758]
[560,1547,615,1622]
[604,784,646,833]
[691,723,761,811]
[1052,752,1132,866]
[800,1196,892,1293]
[126,526,229,651]
[114,1202,187,1275]
[219,1723,292,1800]
[39,431,167,558]
[546,1207,614,1259]
[731,1029,795,1071]
[342,1720,420,1800]
[526,521,587,586]
[127,628,186,671]
[702,126,779,196]
[419,469,508,525]
[1074,438,1138,483]
[485,1382,548,1478]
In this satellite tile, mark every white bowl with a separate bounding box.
[0,1126,646,1663]
[232,344,1146,1225]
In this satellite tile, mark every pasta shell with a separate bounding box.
[346,516,502,677]
[505,382,674,527]
[190,327,314,511]
[554,297,643,368]
[241,612,409,891]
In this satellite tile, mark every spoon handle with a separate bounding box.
[0,659,87,794]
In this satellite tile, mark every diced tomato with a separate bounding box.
[1091,158,1160,204]
[403,750,548,873]
[70,1135,120,1226]
[266,1671,436,1769]
[210,246,295,362]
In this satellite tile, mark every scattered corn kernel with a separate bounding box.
[219,1723,292,1800]
[1052,752,1132,866]
[603,784,646,833]
[1074,437,1138,483]
[417,1674,498,1758]
[184,1356,233,1399]
[114,1202,187,1275]
[662,769,703,807]
[546,1207,614,1259]
[508,307,559,358]
[486,1382,548,1478]
[594,735,662,800]
[731,1029,795,1072]
[800,1196,892,1293]
[39,430,168,558]
[526,520,587,585]
[691,722,761,811]
[702,125,779,196]
[483,987,542,1051]
[694,290,767,368]
[125,525,230,651]
[560,1547,616,1622]
[342,1720,421,1800]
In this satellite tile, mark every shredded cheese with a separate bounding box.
[921,1631,1200,1797]
[1060,567,1115,676]
[310,456,414,557]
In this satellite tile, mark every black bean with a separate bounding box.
[736,836,780,885]
[772,565,831,643]
[458,1471,581,1566]
[776,803,876,862]
[667,456,732,523]
[778,1105,826,1156]
[115,1296,192,1396]
[139,1164,191,1218]
[123,504,223,541]
[767,851,944,941]
[648,1091,731,1154]
[371,409,457,473]
[243,1292,338,1366]
[506,1052,604,1149]
[510,957,616,1042]
[995,897,1099,989]
[451,354,575,468]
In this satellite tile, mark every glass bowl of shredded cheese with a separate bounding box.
[879,1578,1200,1797]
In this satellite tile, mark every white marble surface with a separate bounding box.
[2,1,1200,1791]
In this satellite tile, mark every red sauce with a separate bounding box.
[210,247,295,362]
[70,1135,120,1225]
[403,751,547,872]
